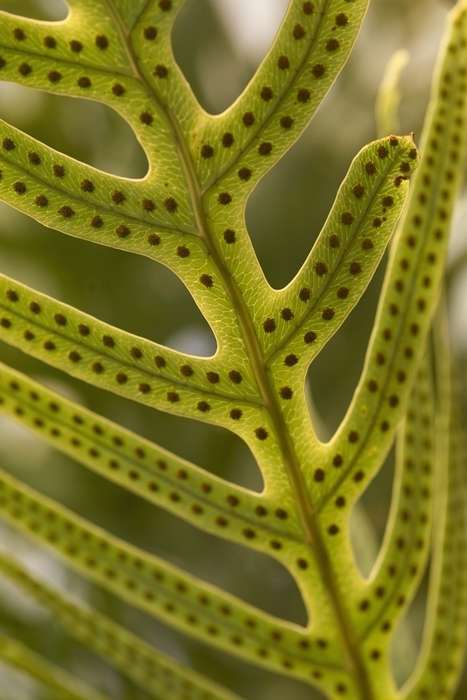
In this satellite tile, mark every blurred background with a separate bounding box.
[0,0,465,698]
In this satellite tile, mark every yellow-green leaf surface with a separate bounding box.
[0,1,465,699]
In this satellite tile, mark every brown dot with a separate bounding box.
[200,274,214,288]
[223,228,236,244]
[2,138,14,151]
[230,408,242,420]
[159,0,172,9]
[258,142,273,156]
[47,70,62,83]
[154,64,168,78]
[44,36,57,48]
[397,370,406,383]
[116,372,127,384]
[69,39,83,52]
[383,328,392,340]
[139,383,151,394]
[336,12,348,25]
[275,509,287,519]
[365,162,376,175]
[279,386,293,400]
[285,354,298,367]
[303,1,314,13]
[29,302,41,314]
[336,287,349,299]
[382,195,394,207]
[92,362,104,373]
[293,23,306,39]
[326,39,340,51]
[35,195,48,207]
[90,216,103,228]
[167,392,179,403]
[314,468,325,482]
[297,88,311,103]
[354,471,364,482]
[112,83,126,96]
[13,182,26,194]
[24,330,34,340]
[229,370,242,384]
[6,290,18,302]
[280,115,294,129]
[312,63,326,78]
[335,496,346,507]
[142,199,155,212]
[328,524,339,535]
[116,225,130,238]
[368,380,378,392]
[218,192,232,205]
[322,308,334,321]
[18,63,32,76]
[314,261,328,276]
[361,238,373,251]
[27,152,41,166]
[373,218,383,228]
[255,506,267,516]
[281,308,294,320]
[144,26,157,40]
[349,430,359,443]
[389,395,399,407]
[238,167,252,181]
[179,364,193,378]
[260,86,274,101]
[196,400,210,413]
[328,234,340,248]
[304,331,317,344]
[221,132,234,147]
[278,55,290,69]
[297,558,308,569]
[341,211,354,225]
[77,76,91,88]
[148,233,160,245]
[242,112,255,126]
[263,318,276,333]
[78,324,90,336]
[44,341,55,350]
[102,335,115,348]
[140,111,153,125]
[333,454,343,467]
[154,355,166,368]
[95,35,109,49]
[206,371,219,384]
[242,529,255,539]
[201,144,214,159]
[0,318,11,328]
[177,245,190,258]
[349,262,361,275]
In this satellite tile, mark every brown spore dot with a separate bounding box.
[0,318,11,328]
[154,355,166,368]
[337,287,349,299]
[32,193,47,207]
[142,198,155,212]
[312,64,326,78]
[77,77,91,88]
[70,40,82,52]
[322,308,335,321]
[243,529,255,539]
[373,217,383,228]
[361,238,373,250]
[258,142,273,156]
[18,63,32,76]
[159,0,172,9]
[378,145,389,159]
[139,383,151,394]
[353,184,365,198]
[6,290,18,302]
[263,317,276,333]
[29,302,41,314]
[180,364,193,377]
[383,328,392,340]
[314,261,328,276]
[80,179,94,193]
[280,115,294,129]
[238,167,252,181]
[303,1,314,13]
[206,371,219,384]
[304,331,317,344]
[354,470,364,482]
[54,313,66,326]
[13,182,26,194]
[167,391,180,403]
[44,341,55,351]
[177,245,190,258]
[260,86,274,101]
[230,408,243,420]
[201,144,214,159]
[2,138,15,151]
[144,26,157,40]
[13,27,26,41]
[335,496,346,507]
[280,308,294,321]
[341,211,354,225]
[329,234,340,248]
[154,64,168,78]
[297,558,308,570]
[44,35,57,48]
[78,324,90,336]
[278,55,290,69]
[297,88,311,103]
[116,225,130,238]
[221,132,234,147]
[284,354,298,367]
[111,190,125,204]
[28,152,41,166]
[397,370,406,383]
[112,83,126,96]
[279,386,293,400]
[68,351,81,362]
[115,372,127,384]
[229,370,242,384]
[333,454,343,467]
[314,468,325,482]
[382,195,394,207]
[349,262,362,275]
[95,35,109,49]
[349,430,359,443]
[24,330,34,340]
[102,335,115,348]
[92,362,104,373]
[148,233,160,245]
[365,162,377,175]
[368,380,378,392]
[293,24,306,39]
[197,400,210,413]
[242,112,255,126]
[140,111,153,125]
[389,395,399,407]
[130,347,142,359]
[326,38,340,51]
[218,192,232,205]
[223,228,236,244]
[255,506,267,516]
[328,524,339,535]
[200,274,214,288]
[336,12,348,25]
[90,216,103,228]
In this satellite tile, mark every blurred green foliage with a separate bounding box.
[0,1,465,698]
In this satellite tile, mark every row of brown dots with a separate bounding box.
[12,29,109,51]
